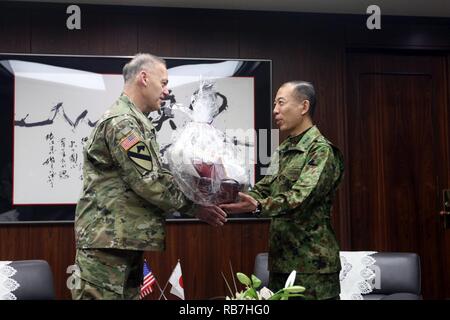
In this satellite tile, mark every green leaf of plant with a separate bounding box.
[283,285,305,293]
[251,274,262,289]
[268,292,283,300]
[244,287,258,299]
[268,288,305,300]
[236,272,251,286]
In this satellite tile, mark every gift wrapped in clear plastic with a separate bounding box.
[165,81,249,205]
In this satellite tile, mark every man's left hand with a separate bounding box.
[195,205,227,227]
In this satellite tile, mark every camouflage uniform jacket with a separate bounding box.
[248,126,344,274]
[75,94,190,251]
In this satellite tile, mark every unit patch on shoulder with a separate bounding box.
[120,131,141,151]
[127,142,153,171]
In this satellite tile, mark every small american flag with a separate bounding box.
[140,260,156,299]
[120,132,140,151]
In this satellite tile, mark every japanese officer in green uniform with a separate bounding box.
[221,81,344,300]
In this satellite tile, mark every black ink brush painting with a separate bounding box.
[0,54,271,223]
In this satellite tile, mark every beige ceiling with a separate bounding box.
[8,0,450,17]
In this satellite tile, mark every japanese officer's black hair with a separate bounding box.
[283,81,316,117]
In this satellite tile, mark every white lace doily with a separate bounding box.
[0,261,20,300]
[339,251,377,300]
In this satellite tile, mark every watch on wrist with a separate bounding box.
[253,200,262,216]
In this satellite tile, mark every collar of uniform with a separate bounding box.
[285,125,321,153]
[119,93,141,115]
[119,93,156,132]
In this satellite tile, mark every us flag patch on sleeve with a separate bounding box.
[120,131,140,151]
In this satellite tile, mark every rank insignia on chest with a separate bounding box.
[127,142,153,171]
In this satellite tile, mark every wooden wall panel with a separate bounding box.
[145,222,242,300]
[0,221,269,300]
[346,53,448,299]
[143,220,270,300]
[0,224,75,299]
[240,220,270,275]
[345,15,450,50]
[0,3,31,53]
[138,8,239,58]
[442,55,450,299]
[30,4,138,55]
[27,224,76,299]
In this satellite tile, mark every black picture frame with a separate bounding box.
[0,53,272,223]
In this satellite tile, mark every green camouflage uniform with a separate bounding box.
[72,94,191,299]
[248,126,344,300]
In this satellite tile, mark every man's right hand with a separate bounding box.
[195,205,227,227]
[219,192,258,214]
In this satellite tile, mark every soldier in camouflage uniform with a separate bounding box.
[71,54,227,300]
[221,81,344,300]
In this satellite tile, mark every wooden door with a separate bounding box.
[346,52,450,299]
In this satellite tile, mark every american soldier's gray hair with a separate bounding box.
[283,81,316,117]
[122,53,166,83]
